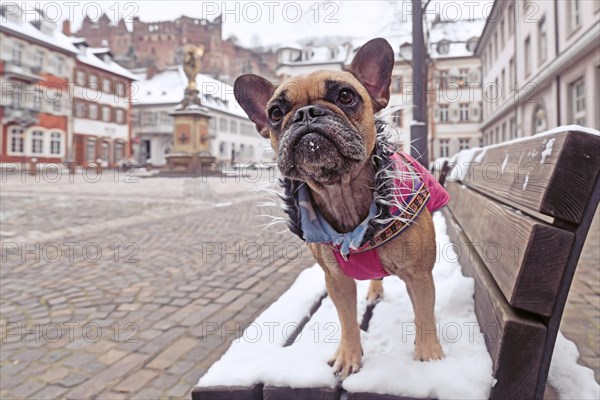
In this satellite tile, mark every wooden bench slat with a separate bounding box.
[191,384,263,400]
[445,182,574,317]
[263,386,340,400]
[348,393,430,400]
[457,130,600,224]
[443,208,547,400]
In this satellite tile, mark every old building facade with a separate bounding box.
[271,18,485,161]
[132,66,270,167]
[71,39,136,166]
[76,14,276,83]
[477,0,600,144]
[0,7,76,165]
[0,5,135,168]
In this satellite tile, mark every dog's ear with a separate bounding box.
[234,74,275,138]
[348,38,395,113]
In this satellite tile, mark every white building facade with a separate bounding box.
[477,0,600,144]
[132,66,270,167]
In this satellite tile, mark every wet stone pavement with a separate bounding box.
[0,171,598,399]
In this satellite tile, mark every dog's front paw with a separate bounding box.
[327,340,363,379]
[414,340,445,361]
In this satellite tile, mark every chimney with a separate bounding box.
[146,63,158,80]
[62,19,71,36]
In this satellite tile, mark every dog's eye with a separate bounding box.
[269,107,284,122]
[338,89,355,105]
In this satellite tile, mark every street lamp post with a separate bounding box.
[411,0,429,168]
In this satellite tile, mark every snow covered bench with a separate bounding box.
[193,127,600,400]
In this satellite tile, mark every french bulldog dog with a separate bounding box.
[234,38,447,379]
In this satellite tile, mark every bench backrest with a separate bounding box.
[442,128,600,399]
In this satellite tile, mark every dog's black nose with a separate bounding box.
[293,105,328,123]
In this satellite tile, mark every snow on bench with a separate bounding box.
[193,127,600,400]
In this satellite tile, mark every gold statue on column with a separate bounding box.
[179,44,205,109]
[183,44,205,91]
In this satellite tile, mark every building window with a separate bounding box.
[86,138,97,161]
[392,110,403,127]
[391,76,402,93]
[501,123,507,142]
[439,70,448,88]
[230,120,238,133]
[50,132,62,155]
[102,78,111,93]
[115,109,125,124]
[89,104,98,119]
[437,41,449,55]
[115,82,125,97]
[458,69,468,85]
[533,104,547,133]
[509,58,515,87]
[31,130,44,154]
[33,88,42,111]
[570,77,586,125]
[159,111,172,125]
[508,2,515,34]
[439,105,449,122]
[53,98,62,113]
[501,69,506,99]
[219,142,226,155]
[495,127,500,144]
[9,127,25,154]
[459,138,470,151]
[538,17,547,64]
[76,70,86,86]
[524,36,531,77]
[569,0,581,32]
[34,50,44,69]
[493,33,497,58]
[500,19,505,49]
[89,74,98,89]
[510,117,517,139]
[219,118,227,131]
[102,141,110,162]
[55,56,64,76]
[114,141,124,161]
[459,104,469,121]
[76,102,86,118]
[141,111,156,126]
[12,43,23,66]
[439,139,450,157]
[102,106,111,122]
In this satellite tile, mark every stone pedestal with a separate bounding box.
[164,104,217,175]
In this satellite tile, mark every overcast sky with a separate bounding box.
[8,1,494,47]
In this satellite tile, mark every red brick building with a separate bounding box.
[71,39,136,166]
[75,14,276,83]
[0,7,77,165]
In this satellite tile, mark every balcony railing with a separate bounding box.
[2,61,43,82]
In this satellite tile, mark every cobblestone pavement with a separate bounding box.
[561,207,600,383]
[0,171,315,399]
[0,170,598,399]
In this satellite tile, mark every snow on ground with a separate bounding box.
[197,212,599,399]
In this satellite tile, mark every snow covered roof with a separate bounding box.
[277,44,351,66]
[0,9,78,54]
[346,19,485,62]
[428,19,486,43]
[76,47,137,80]
[132,66,247,118]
